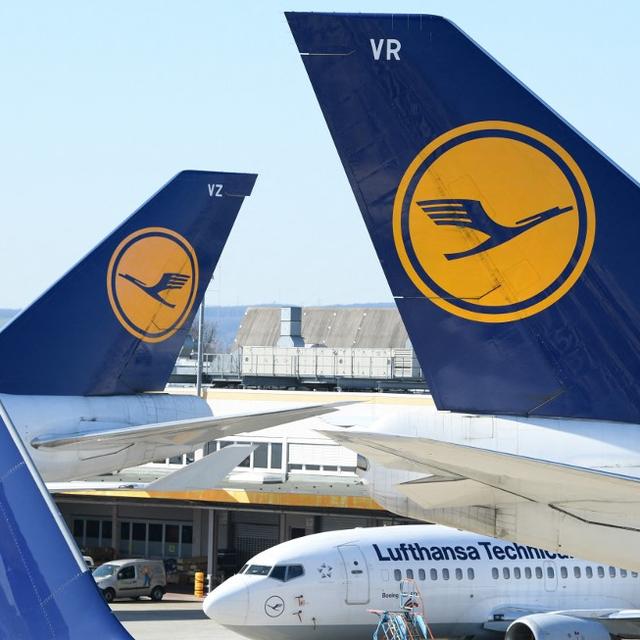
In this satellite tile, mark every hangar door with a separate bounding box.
[338,544,370,605]
[234,523,279,565]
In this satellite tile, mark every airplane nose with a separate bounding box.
[203,576,249,626]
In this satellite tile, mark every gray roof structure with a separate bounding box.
[233,306,409,349]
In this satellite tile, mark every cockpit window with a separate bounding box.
[356,455,369,471]
[287,565,304,581]
[246,565,271,576]
[238,564,248,574]
[270,566,287,581]
[269,564,305,582]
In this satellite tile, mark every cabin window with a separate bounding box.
[560,567,568,579]
[394,570,402,581]
[574,567,581,578]
[467,568,475,580]
[492,568,499,580]
[621,569,628,578]
[609,567,616,578]
[406,569,414,580]
[514,567,521,579]
[546,567,555,579]
[632,571,638,578]
[597,566,605,578]
[525,567,532,579]
[586,567,593,579]
[418,569,425,581]
[503,567,510,579]
[430,569,437,581]
[442,568,450,581]
[535,567,543,579]
[455,568,463,581]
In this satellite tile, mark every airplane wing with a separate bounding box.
[32,402,352,451]
[321,429,640,570]
[48,444,256,493]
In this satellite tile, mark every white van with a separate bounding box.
[92,559,166,603]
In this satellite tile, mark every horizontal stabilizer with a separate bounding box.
[147,444,255,491]
[33,401,354,450]
[325,430,640,517]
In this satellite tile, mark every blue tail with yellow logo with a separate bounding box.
[0,171,256,395]
[287,12,640,423]
[0,398,132,638]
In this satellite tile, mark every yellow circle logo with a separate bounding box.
[393,121,595,323]
[107,227,199,343]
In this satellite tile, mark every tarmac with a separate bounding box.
[111,592,244,640]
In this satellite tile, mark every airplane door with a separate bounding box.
[338,544,369,605]
[543,561,557,592]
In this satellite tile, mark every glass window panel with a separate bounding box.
[597,566,605,578]
[131,522,146,556]
[253,444,268,469]
[430,569,437,580]
[492,568,499,579]
[73,520,84,539]
[394,569,401,581]
[503,567,510,579]
[85,520,100,548]
[102,521,112,545]
[442,569,449,581]
[270,566,286,581]
[586,566,593,578]
[286,565,304,581]
[609,567,616,578]
[574,566,581,578]
[467,568,475,580]
[525,567,532,579]
[560,566,568,579]
[621,569,628,577]
[271,443,282,469]
[547,567,554,578]
[514,567,521,579]
[406,569,414,579]
[418,569,425,581]
[535,567,543,579]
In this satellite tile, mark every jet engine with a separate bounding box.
[506,613,610,640]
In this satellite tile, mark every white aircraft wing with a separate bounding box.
[322,429,640,570]
[31,402,351,451]
[48,444,256,493]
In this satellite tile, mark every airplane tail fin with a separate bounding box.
[0,171,256,395]
[0,398,132,638]
[287,12,640,423]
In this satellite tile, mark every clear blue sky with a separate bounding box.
[0,0,638,308]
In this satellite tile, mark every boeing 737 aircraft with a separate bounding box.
[204,524,640,640]
[286,13,640,571]
[0,170,340,483]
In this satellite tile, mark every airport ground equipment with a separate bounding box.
[371,579,431,640]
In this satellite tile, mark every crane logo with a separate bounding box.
[107,227,199,342]
[393,121,595,323]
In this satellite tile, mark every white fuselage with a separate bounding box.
[0,392,212,481]
[203,525,640,640]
